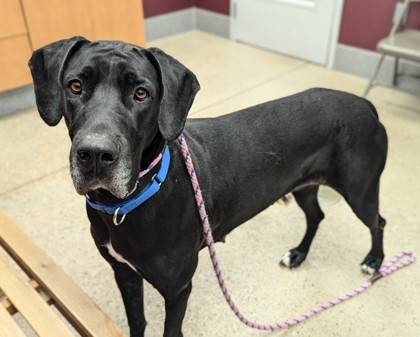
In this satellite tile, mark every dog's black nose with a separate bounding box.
[76,137,118,169]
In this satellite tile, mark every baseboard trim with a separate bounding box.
[144,8,195,41]
[195,8,230,38]
[145,7,230,41]
[334,43,420,95]
[0,85,35,118]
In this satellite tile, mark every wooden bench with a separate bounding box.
[0,210,127,337]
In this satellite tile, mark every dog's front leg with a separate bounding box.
[162,282,192,337]
[113,264,146,337]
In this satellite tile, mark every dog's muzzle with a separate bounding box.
[69,134,134,198]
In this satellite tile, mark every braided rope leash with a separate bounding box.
[177,134,416,331]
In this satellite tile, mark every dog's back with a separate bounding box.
[185,88,387,241]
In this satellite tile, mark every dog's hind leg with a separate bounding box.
[280,185,325,268]
[344,178,386,275]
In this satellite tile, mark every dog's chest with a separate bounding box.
[104,241,137,271]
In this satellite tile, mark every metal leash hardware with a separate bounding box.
[113,207,127,226]
[177,132,416,331]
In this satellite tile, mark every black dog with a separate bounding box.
[29,36,388,337]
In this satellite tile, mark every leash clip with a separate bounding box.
[113,207,127,226]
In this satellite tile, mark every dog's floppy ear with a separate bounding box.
[28,36,89,126]
[146,47,200,141]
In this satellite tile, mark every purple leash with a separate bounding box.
[177,133,416,331]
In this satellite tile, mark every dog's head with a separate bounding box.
[29,36,200,199]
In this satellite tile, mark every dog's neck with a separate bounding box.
[140,130,166,172]
[87,131,166,204]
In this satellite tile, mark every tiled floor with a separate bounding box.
[1,31,419,337]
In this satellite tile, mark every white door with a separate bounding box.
[231,0,344,65]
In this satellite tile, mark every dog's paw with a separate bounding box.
[280,251,292,267]
[361,255,383,275]
[280,249,307,269]
[361,264,376,275]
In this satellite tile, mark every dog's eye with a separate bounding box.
[134,87,149,102]
[68,80,82,95]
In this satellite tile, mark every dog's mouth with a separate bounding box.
[68,134,163,200]
[71,175,135,199]
[70,158,136,199]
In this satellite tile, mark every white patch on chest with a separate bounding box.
[104,242,137,271]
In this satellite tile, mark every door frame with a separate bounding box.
[327,0,344,68]
[229,0,345,67]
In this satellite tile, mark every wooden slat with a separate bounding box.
[0,253,74,337]
[0,211,126,337]
[1,279,53,314]
[1,293,14,314]
[0,304,27,337]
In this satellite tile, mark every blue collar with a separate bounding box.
[86,146,170,225]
